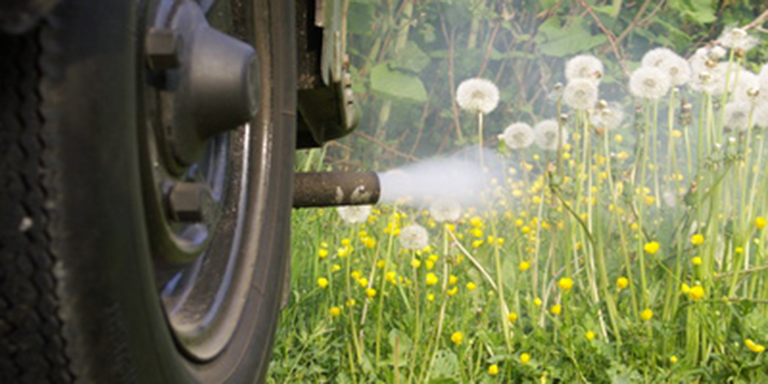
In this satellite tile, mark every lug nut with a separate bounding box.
[146,28,180,70]
[167,182,213,222]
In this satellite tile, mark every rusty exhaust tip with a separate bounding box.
[293,171,380,208]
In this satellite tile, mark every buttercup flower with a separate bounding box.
[488,364,499,375]
[451,331,464,345]
[691,234,705,245]
[644,241,661,255]
[456,78,500,114]
[399,224,429,250]
[500,122,535,149]
[329,306,341,317]
[565,54,604,83]
[520,353,531,364]
[617,277,629,289]
[630,66,671,99]
[317,277,329,289]
[558,277,574,291]
[585,331,596,340]
[337,205,372,224]
[563,79,599,110]
[641,308,654,321]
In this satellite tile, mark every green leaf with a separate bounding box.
[428,350,458,382]
[347,0,377,35]
[370,64,428,103]
[391,41,431,73]
[535,17,608,57]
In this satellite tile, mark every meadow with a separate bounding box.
[267,3,768,383]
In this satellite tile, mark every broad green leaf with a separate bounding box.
[370,64,428,103]
[392,41,431,73]
[347,1,377,35]
[428,349,458,382]
[535,17,608,57]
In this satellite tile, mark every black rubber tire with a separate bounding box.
[0,0,295,382]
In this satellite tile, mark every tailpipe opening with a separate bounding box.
[293,171,380,208]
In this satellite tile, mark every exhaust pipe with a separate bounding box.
[293,171,381,208]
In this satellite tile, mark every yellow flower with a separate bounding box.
[614,134,623,143]
[337,246,353,258]
[447,286,458,296]
[756,216,766,230]
[351,271,362,280]
[411,258,422,268]
[320,241,329,248]
[735,247,744,254]
[332,264,342,272]
[520,353,531,364]
[680,283,691,294]
[691,234,704,245]
[691,256,703,265]
[426,273,439,286]
[745,339,766,353]
[644,241,660,255]
[358,277,369,288]
[429,254,439,262]
[329,306,341,317]
[385,271,397,283]
[533,298,542,307]
[466,282,477,291]
[471,228,484,238]
[670,355,678,363]
[318,249,329,259]
[641,308,653,321]
[365,288,377,298]
[341,238,351,246]
[427,293,435,302]
[376,260,386,268]
[317,278,329,289]
[507,312,518,323]
[687,285,705,301]
[472,240,484,248]
[488,364,499,376]
[521,226,531,234]
[451,331,463,345]
[643,195,656,206]
[470,216,483,227]
[449,275,458,285]
[617,277,629,290]
[519,261,531,272]
[672,129,682,138]
[345,299,356,307]
[364,237,377,248]
[585,331,596,341]
[550,305,562,315]
[617,151,629,160]
[425,260,435,270]
[558,277,574,291]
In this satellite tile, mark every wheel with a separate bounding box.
[0,0,295,382]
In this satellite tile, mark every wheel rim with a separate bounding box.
[139,0,262,362]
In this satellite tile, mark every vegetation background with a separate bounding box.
[268,0,768,382]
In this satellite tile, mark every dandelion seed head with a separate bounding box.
[399,224,429,250]
[629,66,671,99]
[732,70,762,105]
[563,79,599,110]
[337,205,372,224]
[690,63,726,95]
[456,78,500,114]
[723,101,752,132]
[533,119,568,151]
[589,102,625,130]
[500,122,535,149]
[429,199,462,222]
[753,102,768,128]
[718,27,759,52]
[659,55,691,86]
[641,47,678,68]
[565,55,604,83]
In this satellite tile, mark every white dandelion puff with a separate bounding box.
[337,205,372,224]
[663,190,677,208]
[565,55,604,83]
[500,122,535,149]
[642,47,678,67]
[563,79,599,110]
[629,66,671,99]
[589,102,625,130]
[731,70,761,105]
[718,27,759,52]
[456,78,500,114]
[690,63,727,95]
[533,119,568,151]
[753,101,768,129]
[723,101,753,132]
[429,199,462,223]
[399,224,429,250]
[642,48,690,86]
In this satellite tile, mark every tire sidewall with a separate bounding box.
[41,0,294,382]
